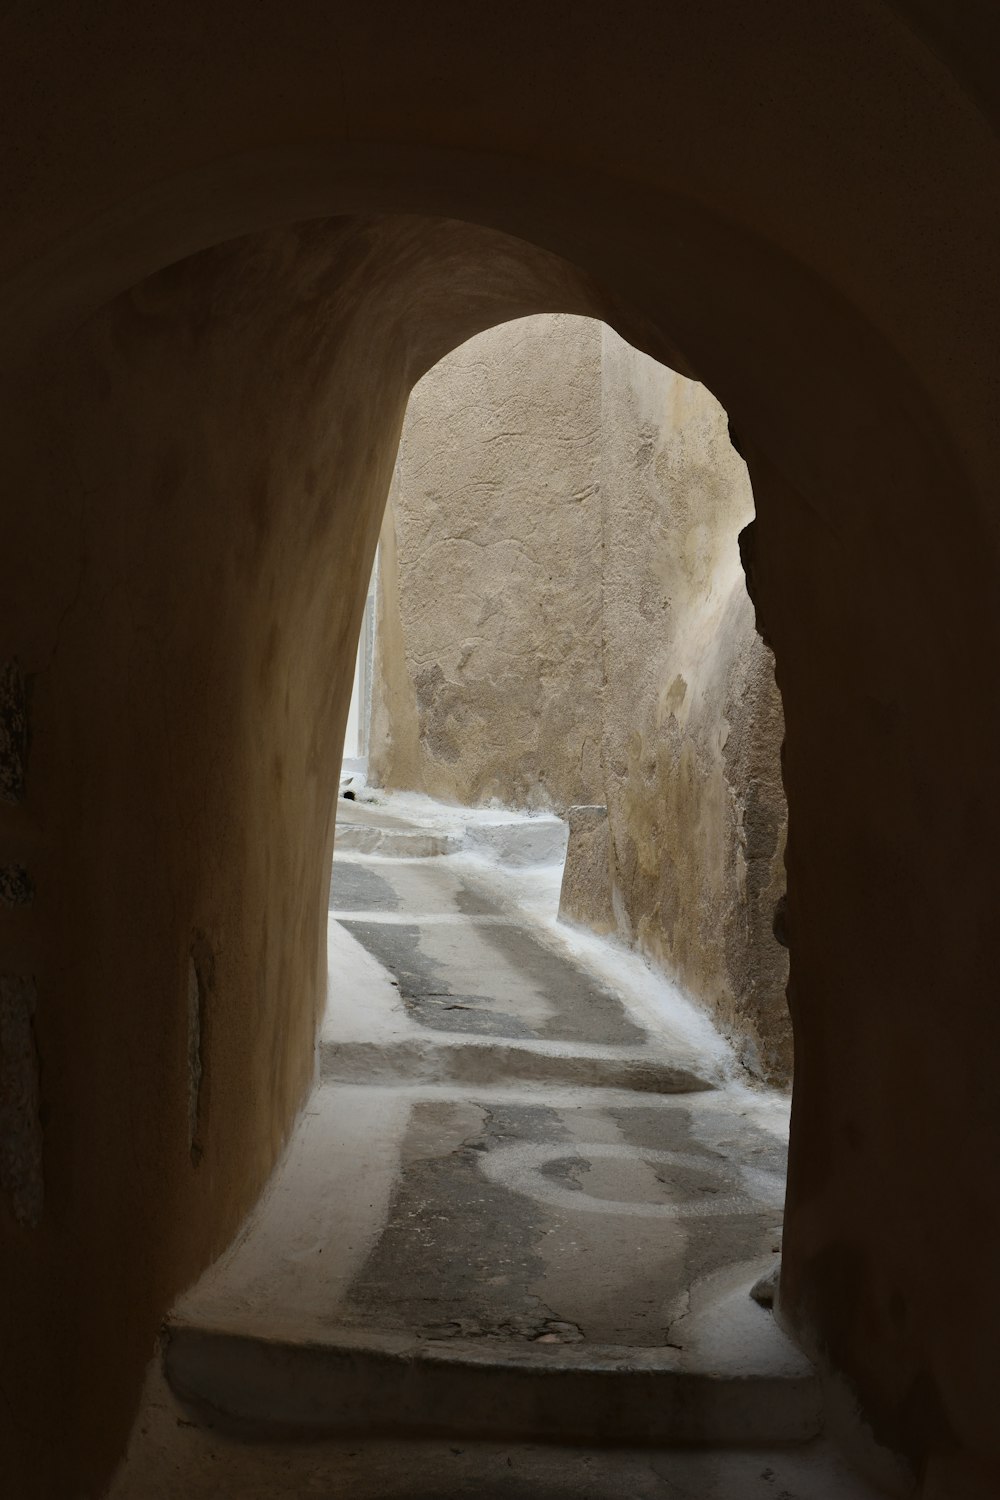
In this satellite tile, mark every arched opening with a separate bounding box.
[1,11,998,1496]
[136,303,812,1486]
[0,203,969,1500]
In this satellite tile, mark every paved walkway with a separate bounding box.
[108,800,886,1499]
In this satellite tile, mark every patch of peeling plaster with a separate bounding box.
[0,864,33,907]
[0,660,28,804]
[0,974,43,1228]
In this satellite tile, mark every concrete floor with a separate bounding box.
[106,799,888,1498]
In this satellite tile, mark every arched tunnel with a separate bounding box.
[0,6,998,1497]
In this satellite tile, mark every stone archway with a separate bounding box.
[1,9,999,1497]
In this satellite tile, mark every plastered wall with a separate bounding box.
[1,5,999,1496]
[370,316,790,1079]
[370,316,605,810]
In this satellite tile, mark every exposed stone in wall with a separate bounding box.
[0,975,43,1229]
[0,661,41,1225]
[0,659,28,804]
[369,316,790,1080]
[0,864,33,907]
[559,806,616,934]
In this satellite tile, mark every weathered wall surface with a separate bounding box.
[370,317,790,1080]
[596,328,789,1079]
[371,315,605,809]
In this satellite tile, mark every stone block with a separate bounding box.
[558,805,616,934]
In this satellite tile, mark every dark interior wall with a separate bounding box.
[0,6,998,1498]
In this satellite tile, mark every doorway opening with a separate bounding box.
[139,310,804,1445]
[160,312,801,1451]
[340,312,790,1083]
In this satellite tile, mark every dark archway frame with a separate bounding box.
[1,9,998,1497]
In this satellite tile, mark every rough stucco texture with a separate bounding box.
[370,316,605,811]
[369,316,790,1081]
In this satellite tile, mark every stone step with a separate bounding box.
[334,823,463,857]
[320,1036,716,1093]
[164,1289,821,1447]
[333,804,567,864]
[162,1082,806,1451]
[461,814,567,867]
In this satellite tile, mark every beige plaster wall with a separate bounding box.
[369,316,790,1080]
[596,327,789,1080]
[370,315,605,810]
